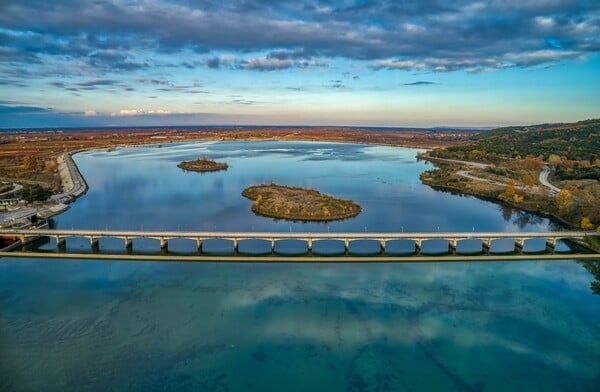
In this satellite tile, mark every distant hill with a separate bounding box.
[460,119,600,162]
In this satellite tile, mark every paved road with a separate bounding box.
[539,166,561,195]
[456,170,506,187]
[0,183,23,197]
[429,155,557,196]
[51,152,88,202]
[426,156,490,169]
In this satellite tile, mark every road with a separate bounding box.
[425,156,490,169]
[427,155,559,196]
[539,166,561,195]
[0,183,23,197]
[51,152,88,202]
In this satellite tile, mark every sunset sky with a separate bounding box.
[1,0,599,128]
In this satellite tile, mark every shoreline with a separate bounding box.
[55,150,89,203]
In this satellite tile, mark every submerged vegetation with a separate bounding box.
[178,156,228,172]
[242,184,361,221]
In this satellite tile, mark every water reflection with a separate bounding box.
[1,141,599,391]
[0,260,599,391]
[579,260,600,295]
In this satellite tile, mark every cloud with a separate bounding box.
[373,60,427,71]
[206,57,221,69]
[0,0,598,78]
[239,57,294,71]
[75,79,119,87]
[403,81,437,86]
[0,104,52,115]
[113,108,172,116]
[329,79,344,89]
[504,49,584,66]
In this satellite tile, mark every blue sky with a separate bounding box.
[1,0,599,128]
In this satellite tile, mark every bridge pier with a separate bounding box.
[306,239,313,252]
[19,235,38,246]
[379,239,386,253]
[414,239,422,251]
[482,238,491,250]
[159,237,168,249]
[89,236,99,249]
[515,239,524,249]
[55,236,66,247]
[124,237,133,249]
[196,239,203,251]
[448,239,458,250]
[343,239,350,251]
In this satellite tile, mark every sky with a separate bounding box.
[1,0,599,129]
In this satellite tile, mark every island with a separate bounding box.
[242,184,361,221]
[178,157,228,172]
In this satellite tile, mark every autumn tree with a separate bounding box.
[504,180,516,197]
[555,189,573,213]
[548,154,562,166]
[580,217,595,230]
[522,155,544,171]
[499,180,524,204]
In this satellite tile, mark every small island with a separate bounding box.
[242,184,361,221]
[178,156,228,172]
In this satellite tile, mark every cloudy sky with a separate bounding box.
[1,0,599,128]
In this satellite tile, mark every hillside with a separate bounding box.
[470,119,600,162]
[423,119,600,232]
[434,119,600,180]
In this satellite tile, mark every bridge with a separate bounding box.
[1,229,598,261]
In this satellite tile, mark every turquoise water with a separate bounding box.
[1,141,599,391]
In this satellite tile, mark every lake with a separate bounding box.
[1,141,599,391]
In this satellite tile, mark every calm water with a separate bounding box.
[1,141,599,391]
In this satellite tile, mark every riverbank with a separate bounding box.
[53,151,88,202]
[0,150,88,228]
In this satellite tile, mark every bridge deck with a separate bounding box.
[1,229,596,240]
[1,229,598,260]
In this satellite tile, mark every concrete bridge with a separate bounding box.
[0,229,597,258]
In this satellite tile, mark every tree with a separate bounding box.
[20,184,52,203]
[523,155,544,171]
[581,217,595,230]
[555,189,573,213]
[548,154,562,166]
[504,180,516,197]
